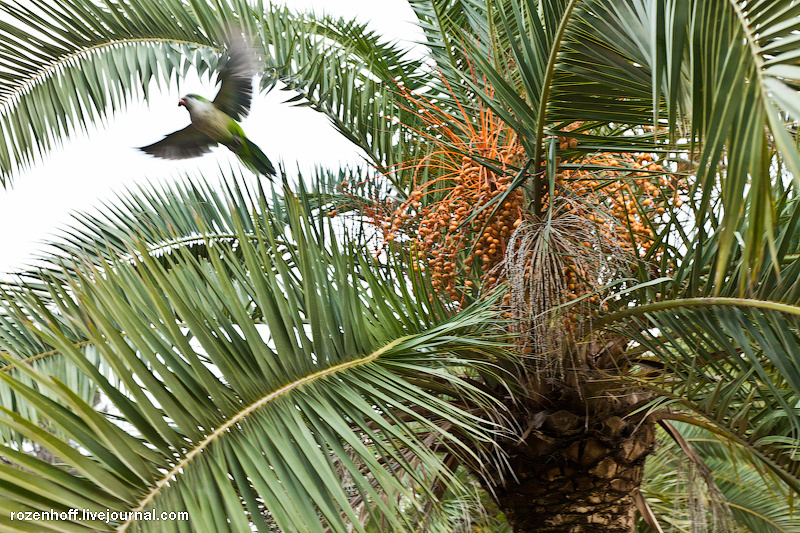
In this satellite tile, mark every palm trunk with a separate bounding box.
[481,386,656,533]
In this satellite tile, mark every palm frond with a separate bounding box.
[0,0,427,184]
[602,299,800,494]
[434,0,800,288]
[0,179,510,532]
[642,422,799,533]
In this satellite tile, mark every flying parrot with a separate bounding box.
[139,33,275,178]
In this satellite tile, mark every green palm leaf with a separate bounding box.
[603,299,800,493]
[0,179,510,532]
[430,0,800,288]
[0,0,427,184]
[642,422,798,533]
[3,0,800,530]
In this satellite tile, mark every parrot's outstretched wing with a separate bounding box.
[212,32,254,121]
[139,125,217,160]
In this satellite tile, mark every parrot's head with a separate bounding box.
[178,94,207,111]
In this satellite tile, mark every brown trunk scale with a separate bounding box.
[484,387,656,533]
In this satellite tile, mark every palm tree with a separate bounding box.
[0,1,799,532]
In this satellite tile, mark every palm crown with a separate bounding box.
[0,0,799,532]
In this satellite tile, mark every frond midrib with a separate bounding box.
[118,335,409,531]
[727,0,763,71]
[597,297,800,328]
[0,340,91,372]
[0,37,217,111]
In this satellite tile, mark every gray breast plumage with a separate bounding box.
[188,100,230,141]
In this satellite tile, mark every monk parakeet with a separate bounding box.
[140,34,275,177]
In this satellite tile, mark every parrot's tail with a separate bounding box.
[236,138,276,178]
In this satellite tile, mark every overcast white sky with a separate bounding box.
[0,0,423,275]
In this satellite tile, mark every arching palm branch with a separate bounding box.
[1,0,800,532]
[0,175,513,533]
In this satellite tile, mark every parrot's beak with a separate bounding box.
[178,98,186,107]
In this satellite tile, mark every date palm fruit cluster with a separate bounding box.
[369,87,684,312]
[537,141,684,308]
[379,99,526,303]
[553,143,683,252]
[427,152,525,301]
